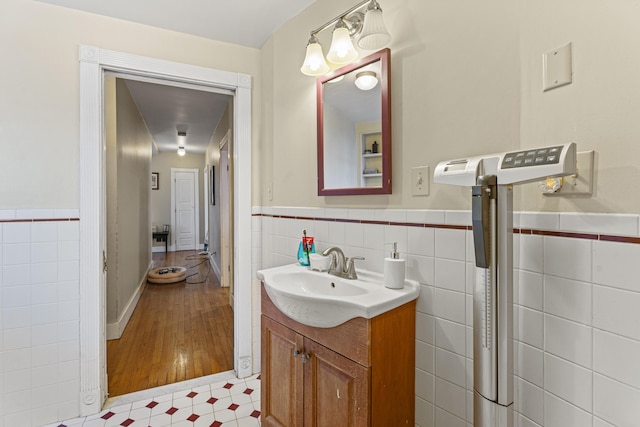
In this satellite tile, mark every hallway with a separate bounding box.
[107,251,234,397]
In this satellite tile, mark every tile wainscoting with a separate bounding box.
[253,206,640,427]
[0,210,81,427]
[3,206,640,426]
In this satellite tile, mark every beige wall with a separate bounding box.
[106,78,153,325]
[518,0,640,213]
[0,0,261,209]
[262,0,520,210]
[150,152,206,248]
[264,0,640,215]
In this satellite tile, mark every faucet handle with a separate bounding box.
[345,256,365,279]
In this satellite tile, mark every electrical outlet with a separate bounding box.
[411,166,430,196]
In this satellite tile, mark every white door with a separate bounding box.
[172,169,199,251]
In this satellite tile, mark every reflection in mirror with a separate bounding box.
[317,48,391,196]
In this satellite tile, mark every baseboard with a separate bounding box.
[106,261,153,340]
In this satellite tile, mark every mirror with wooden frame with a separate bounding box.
[317,48,391,196]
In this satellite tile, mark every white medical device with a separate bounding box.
[434,143,577,427]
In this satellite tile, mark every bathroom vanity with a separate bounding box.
[260,284,416,426]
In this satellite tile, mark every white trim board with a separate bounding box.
[79,45,253,416]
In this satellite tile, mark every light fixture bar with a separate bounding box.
[308,0,370,37]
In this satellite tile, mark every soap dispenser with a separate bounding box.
[384,242,406,289]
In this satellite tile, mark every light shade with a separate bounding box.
[177,147,186,156]
[300,36,330,76]
[357,1,391,50]
[326,22,359,65]
[355,71,378,90]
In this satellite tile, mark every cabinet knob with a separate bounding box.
[293,349,301,357]
[301,353,311,362]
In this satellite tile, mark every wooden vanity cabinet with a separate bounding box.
[261,284,415,427]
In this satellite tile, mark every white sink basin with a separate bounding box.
[257,263,420,328]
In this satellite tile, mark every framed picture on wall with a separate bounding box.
[210,166,215,205]
[151,172,159,190]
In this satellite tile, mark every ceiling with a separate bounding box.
[123,79,231,155]
[36,0,318,154]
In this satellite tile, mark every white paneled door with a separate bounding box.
[172,168,199,251]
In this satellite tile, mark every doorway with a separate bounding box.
[79,45,254,415]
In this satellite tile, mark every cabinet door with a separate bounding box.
[303,338,370,427]
[262,316,304,427]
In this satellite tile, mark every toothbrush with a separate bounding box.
[303,230,310,262]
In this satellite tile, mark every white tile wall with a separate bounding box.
[257,207,640,427]
[0,216,80,427]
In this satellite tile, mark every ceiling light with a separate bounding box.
[300,0,390,77]
[357,0,391,50]
[177,131,186,156]
[300,35,330,76]
[354,71,378,90]
[326,20,358,65]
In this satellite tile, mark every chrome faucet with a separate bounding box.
[322,247,365,280]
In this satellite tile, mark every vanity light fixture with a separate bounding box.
[326,20,359,65]
[177,131,187,156]
[358,0,391,50]
[300,35,330,76]
[354,71,378,90]
[300,0,391,77]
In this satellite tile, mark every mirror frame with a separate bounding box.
[317,48,391,196]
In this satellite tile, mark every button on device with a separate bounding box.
[524,158,534,166]
[514,159,523,166]
[537,149,548,155]
[535,157,545,164]
[526,150,537,157]
[547,155,557,163]
[504,156,514,163]
[516,152,525,158]
[549,147,560,154]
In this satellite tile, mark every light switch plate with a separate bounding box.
[411,166,430,196]
[543,42,573,92]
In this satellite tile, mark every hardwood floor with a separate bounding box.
[106,250,234,397]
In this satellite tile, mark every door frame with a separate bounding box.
[79,45,253,415]
[171,168,200,251]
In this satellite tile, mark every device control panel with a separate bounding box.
[501,146,563,169]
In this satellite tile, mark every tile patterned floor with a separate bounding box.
[45,374,261,427]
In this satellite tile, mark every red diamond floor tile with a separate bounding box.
[228,403,239,411]
[211,422,223,427]
[223,382,234,389]
[186,414,199,422]
[101,411,115,420]
[187,391,198,398]
[207,397,218,405]
[243,388,254,395]
[250,410,261,418]
[146,401,159,409]
[165,407,178,415]
[120,419,135,426]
